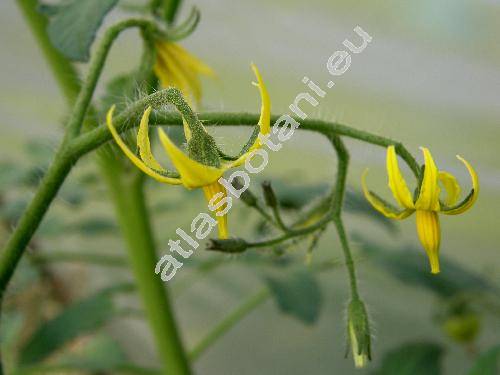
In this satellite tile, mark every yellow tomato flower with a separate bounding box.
[154,40,214,107]
[106,64,270,239]
[362,146,479,274]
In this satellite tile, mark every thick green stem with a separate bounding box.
[103,165,191,374]
[12,3,191,373]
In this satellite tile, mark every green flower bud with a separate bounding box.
[262,181,278,208]
[232,178,258,207]
[346,299,371,369]
[206,238,248,253]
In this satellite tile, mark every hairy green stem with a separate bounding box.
[104,166,190,374]
[69,110,420,179]
[327,135,360,299]
[64,18,157,139]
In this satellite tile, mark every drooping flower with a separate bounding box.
[362,146,479,274]
[106,64,270,239]
[154,40,214,107]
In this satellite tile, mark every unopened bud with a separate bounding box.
[346,299,371,369]
[262,181,278,208]
[232,177,257,207]
[206,238,248,253]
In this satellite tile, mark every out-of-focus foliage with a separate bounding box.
[263,265,322,324]
[353,234,496,298]
[371,342,444,375]
[467,344,500,375]
[19,284,132,365]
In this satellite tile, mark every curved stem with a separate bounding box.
[69,110,421,179]
[65,18,157,139]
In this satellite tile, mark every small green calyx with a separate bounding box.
[187,128,221,168]
[206,238,248,253]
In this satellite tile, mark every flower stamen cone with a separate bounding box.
[415,210,441,274]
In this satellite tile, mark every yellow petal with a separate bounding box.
[415,147,441,211]
[442,155,479,215]
[415,210,441,274]
[438,171,461,207]
[106,106,181,185]
[167,42,215,77]
[137,106,166,172]
[203,181,228,239]
[362,169,414,220]
[227,64,271,168]
[386,146,415,209]
[156,43,196,103]
[158,128,224,189]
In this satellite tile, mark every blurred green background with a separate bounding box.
[0,0,499,374]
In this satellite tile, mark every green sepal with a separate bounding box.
[347,298,372,359]
[166,88,221,168]
[440,189,475,212]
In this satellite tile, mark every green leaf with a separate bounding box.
[56,334,126,371]
[19,286,128,365]
[371,342,444,375]
[468,344,500,375]
[263,265,322,324]
[354,234,496,297]
[42,0,119,62]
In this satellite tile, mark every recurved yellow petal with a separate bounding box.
[386,145,415,209]
[137,106,166,172]
[438,171,461,207]
[442,155,479,215]
[158,128,224,189]
[227,64,271,168]
[106,106,181,185]
[415,147,441,211]
[362,169,414,220]
[203,181,228,239]
[415,210,441,274]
